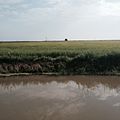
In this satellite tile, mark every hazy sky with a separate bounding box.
[0,0,120,40]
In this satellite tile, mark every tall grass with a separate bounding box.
[1,41,120,74]
[1,41,120,58]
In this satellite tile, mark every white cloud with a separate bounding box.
[100,0,120,16]
[105,0,120,3]
[0,0,120,40]
[0,0,24,4]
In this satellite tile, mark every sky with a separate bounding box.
[0,0,120,41]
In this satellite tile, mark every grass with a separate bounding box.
[1,41,120,58]
[1,40,120,74]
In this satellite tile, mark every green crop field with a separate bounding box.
[1,40,120,74]
[0,41,120,58]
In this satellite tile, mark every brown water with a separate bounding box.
[0,75,120,120]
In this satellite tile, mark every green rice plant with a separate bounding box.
[1,41,120,74]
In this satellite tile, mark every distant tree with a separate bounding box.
[65,38,68,41]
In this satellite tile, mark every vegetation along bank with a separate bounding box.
[0,41,120,75]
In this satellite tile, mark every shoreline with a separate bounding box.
[1,41,120,76]
[1,53,120,76]
[1,72,120,77]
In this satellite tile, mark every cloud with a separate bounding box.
[0,0,120,40]
[1,0,120,19]
[0,0,105,20]
[105,0,120,3]
[14,0,101,21]
[0,0,31,19]
[100,0,120,16]
[0,0,24,4]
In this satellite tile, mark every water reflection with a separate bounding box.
[0,75,120,120]
[0,75,120,100]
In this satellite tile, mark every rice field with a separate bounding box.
[1,40,120,74]
[0,41,120,58]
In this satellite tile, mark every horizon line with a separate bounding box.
[0,39,120,42]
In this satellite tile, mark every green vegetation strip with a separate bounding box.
[1,41,120,75]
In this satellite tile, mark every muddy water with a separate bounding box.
[0,76,120,120]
